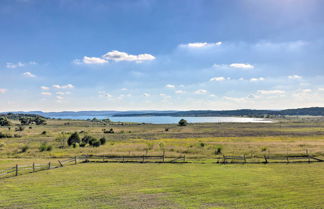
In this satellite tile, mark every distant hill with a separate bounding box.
[2,107,324,118]
[112,107,324,117]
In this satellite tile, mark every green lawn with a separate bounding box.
[1,163,324,209]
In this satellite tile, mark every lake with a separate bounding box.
[51,115,272,124]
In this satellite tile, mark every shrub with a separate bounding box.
[15,126,25,132]
[88,137,99,146]
[92,140,101,147]
[79,142,87,147]
[82,135,92,144]
[261,147,267,152]
[103,128,114,134]
[0,117,11,126]
[200,142,205,147]
[67,132,80,146]
[0,132,12,138]
[164,128,169,132]
[21,145,29,153]
[99,137,106,145]
[178,119,188,126]
[215,146,223,155]
[39,143,47,152]
[46,145,53,151]
[41,131,47,135]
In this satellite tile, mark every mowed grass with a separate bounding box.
[1,163,324,209]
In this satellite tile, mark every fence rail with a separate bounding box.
[217,154,324,164]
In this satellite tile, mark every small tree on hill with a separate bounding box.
[67,132,80,146]
[178,119,188,126]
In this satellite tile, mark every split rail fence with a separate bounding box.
[0,154,186,179]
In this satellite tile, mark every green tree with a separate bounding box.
[178,119,188,126]
[0,117,11,126]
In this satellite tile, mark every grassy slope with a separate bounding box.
[1,163,324,209]
[1,119,324,159]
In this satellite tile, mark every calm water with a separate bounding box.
[52,115,272,124]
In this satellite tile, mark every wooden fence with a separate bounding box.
[0,154,186,179]
[0,157,77,179]
[217,154,324,164]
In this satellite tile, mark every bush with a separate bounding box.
[99,137,106,145]
[178,119,188,126]
[67,132,80,146]
[0,132,12,138]
[79,142,87,147]
[200,142,205,147]
[215,146,223,155]
[164,128,169,132]
[41,131,47,135]
[39,143,47,152]
[72,143,80,148]
[46,145,53,151]
[15,126,25,132]
[0,117,11,126]
[92,140,101,147]
[82,135,93,144]
[20,145,29,153]
[103,128,114,134]
[88,137,98,146]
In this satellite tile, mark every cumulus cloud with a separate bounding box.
[56,91,71,95]
[56,96,64,100]
[22,72,36,78]
[165,84,175,88]
[210,77,225,81]
[82,56,108,64]
[6,61,36,69]
[301,89,312,93]
[41,86,50,90]
[120,88,128,91]
[257,90,285,95]
[229,63,254,69]
[52,84,74,89]
[41,92,52,96]
[250,77,265,82]
[180,42,222,48]
[288,75,302,80]
[143,93,150,97]
[194,89,208,94]
[0,88,7,94]
[103,50,155,63]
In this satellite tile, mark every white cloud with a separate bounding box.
[52,84,74,89]
[6,61,36,69]
[288,75,302,80]
[210,76,225,81]
[41,92,52,96]
[250,77,265,82]
[257,90,285,95]
[175,90,185,94]
[318,88,324,91]
[194,89,208,94]
[120,88,128,91]
[143,93,150,97]
[22,72,36,78]
[0,88,7,94]
[165,84,175,88]
[180,42,222,48]
[229,63,254,69]
[103,50,155,63]
[82,56,108,64]
[41,86,50,90]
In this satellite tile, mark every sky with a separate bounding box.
[1,0,324,111]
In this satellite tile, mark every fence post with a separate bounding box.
[142,155,145,163]
[75,156,77,165]
[306,149,311,163]
[48,162,51,169]
[58,160,63,167]
[264,155,268,164]
[33,162,35,172]
[122,156,125,163]
[163,151,165,163]
[183,155,186,162]
[223,155,226,164]
[243,154,246,164]
[286,155,289,163]
[15,164,18,176]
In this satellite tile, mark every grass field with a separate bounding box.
[1,163,324,209]
[1,118,324,208]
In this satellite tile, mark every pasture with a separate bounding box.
[1,117,324,208]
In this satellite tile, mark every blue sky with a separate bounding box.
[1,0,324,111]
